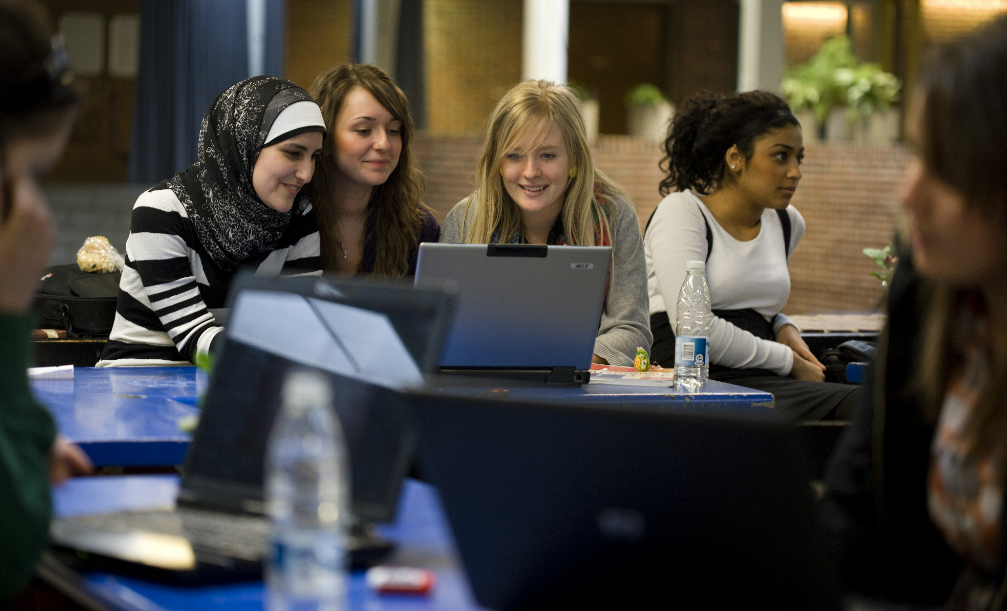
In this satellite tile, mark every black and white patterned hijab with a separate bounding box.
[165,76,323,271]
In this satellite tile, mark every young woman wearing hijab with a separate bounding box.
[309,63,439,278]
[98,76,326,366]
[822,16,1007,609]
[441,79,652,366]
[0,0,92,598]
[645,90,859,421]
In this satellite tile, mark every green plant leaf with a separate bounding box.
[625,83,666,107]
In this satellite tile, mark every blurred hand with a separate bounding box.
[49,436,93,484]
[0,176,54,313]
[776,324,825,368]
[592,353,609,365]
[790,352,826,382]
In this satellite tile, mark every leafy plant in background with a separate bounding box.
[625,83,666,108]
[836,64,901,121]
[783,36,858,123]
[863,243,898,286]
[782,36,900,124]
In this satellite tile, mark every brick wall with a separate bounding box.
[787,142,907,314]
[423,0,523,135]
[413,133,908,314]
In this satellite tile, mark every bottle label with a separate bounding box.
[674,336,708,367]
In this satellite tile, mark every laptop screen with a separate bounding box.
[179,274,454,524]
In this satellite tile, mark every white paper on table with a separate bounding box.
[27,365,75,381]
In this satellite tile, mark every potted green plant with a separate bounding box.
[781,72,821,140]
[784,36,858,140]
[783,36,901,142]
[625,83,674,141]
[836,63,902,142]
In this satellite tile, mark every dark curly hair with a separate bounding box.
[658,90,799,196]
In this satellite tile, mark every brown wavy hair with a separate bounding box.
[309,63,429,278]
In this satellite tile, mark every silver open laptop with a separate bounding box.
[415,243,611,384]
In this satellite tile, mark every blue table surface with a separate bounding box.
[32,367,204,467]
[33,367,774,468]
[51,476,484,611]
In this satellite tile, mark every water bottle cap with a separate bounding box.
[686,260,705,273]
[283,368,332,414]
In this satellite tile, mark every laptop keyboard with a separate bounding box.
[63,509,270,561]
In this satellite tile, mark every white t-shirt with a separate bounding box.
[644,190,805,375]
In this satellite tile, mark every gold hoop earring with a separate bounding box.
[568,167,578,178]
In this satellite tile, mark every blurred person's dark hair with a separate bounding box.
[914,14,1007,461]
[915,14,1007,234]
[0,0,79,142]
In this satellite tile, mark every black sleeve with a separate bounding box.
[820,250,962,604]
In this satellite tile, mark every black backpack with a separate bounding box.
[33,264,120,337]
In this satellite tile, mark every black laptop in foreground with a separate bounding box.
[49,272,456,584]
[410,392,841,610]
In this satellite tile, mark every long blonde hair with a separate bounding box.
[460,80,629,246]
[309,63,430,277]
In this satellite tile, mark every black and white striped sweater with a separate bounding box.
[97,188,320,366]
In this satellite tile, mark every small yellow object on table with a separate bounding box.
[633,347,650,372]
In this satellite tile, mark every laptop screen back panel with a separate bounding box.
[180,274,454,524]
[411,395,838,611]
[415,244,610,370]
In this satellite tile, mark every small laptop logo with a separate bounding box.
[314,279,345,299]
[571,262,595,270]
[596,507,647,542]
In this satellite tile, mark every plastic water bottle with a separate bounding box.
[266,369,349,611]
[675,260,712,389]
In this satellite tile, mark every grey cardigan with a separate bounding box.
[440,193,652,366]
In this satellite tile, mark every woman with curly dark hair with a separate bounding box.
[645,89,859,421]
[309,64,439,278]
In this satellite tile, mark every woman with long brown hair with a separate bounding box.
[823,15,1007,609]
[309,64,439,277]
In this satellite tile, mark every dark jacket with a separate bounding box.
[0,314,57,599]
[820,251,1007,606]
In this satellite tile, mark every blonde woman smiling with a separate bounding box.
[441,80,651,366]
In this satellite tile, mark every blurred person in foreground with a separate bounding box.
[822,15,1007,610]
[0,0,92,599]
